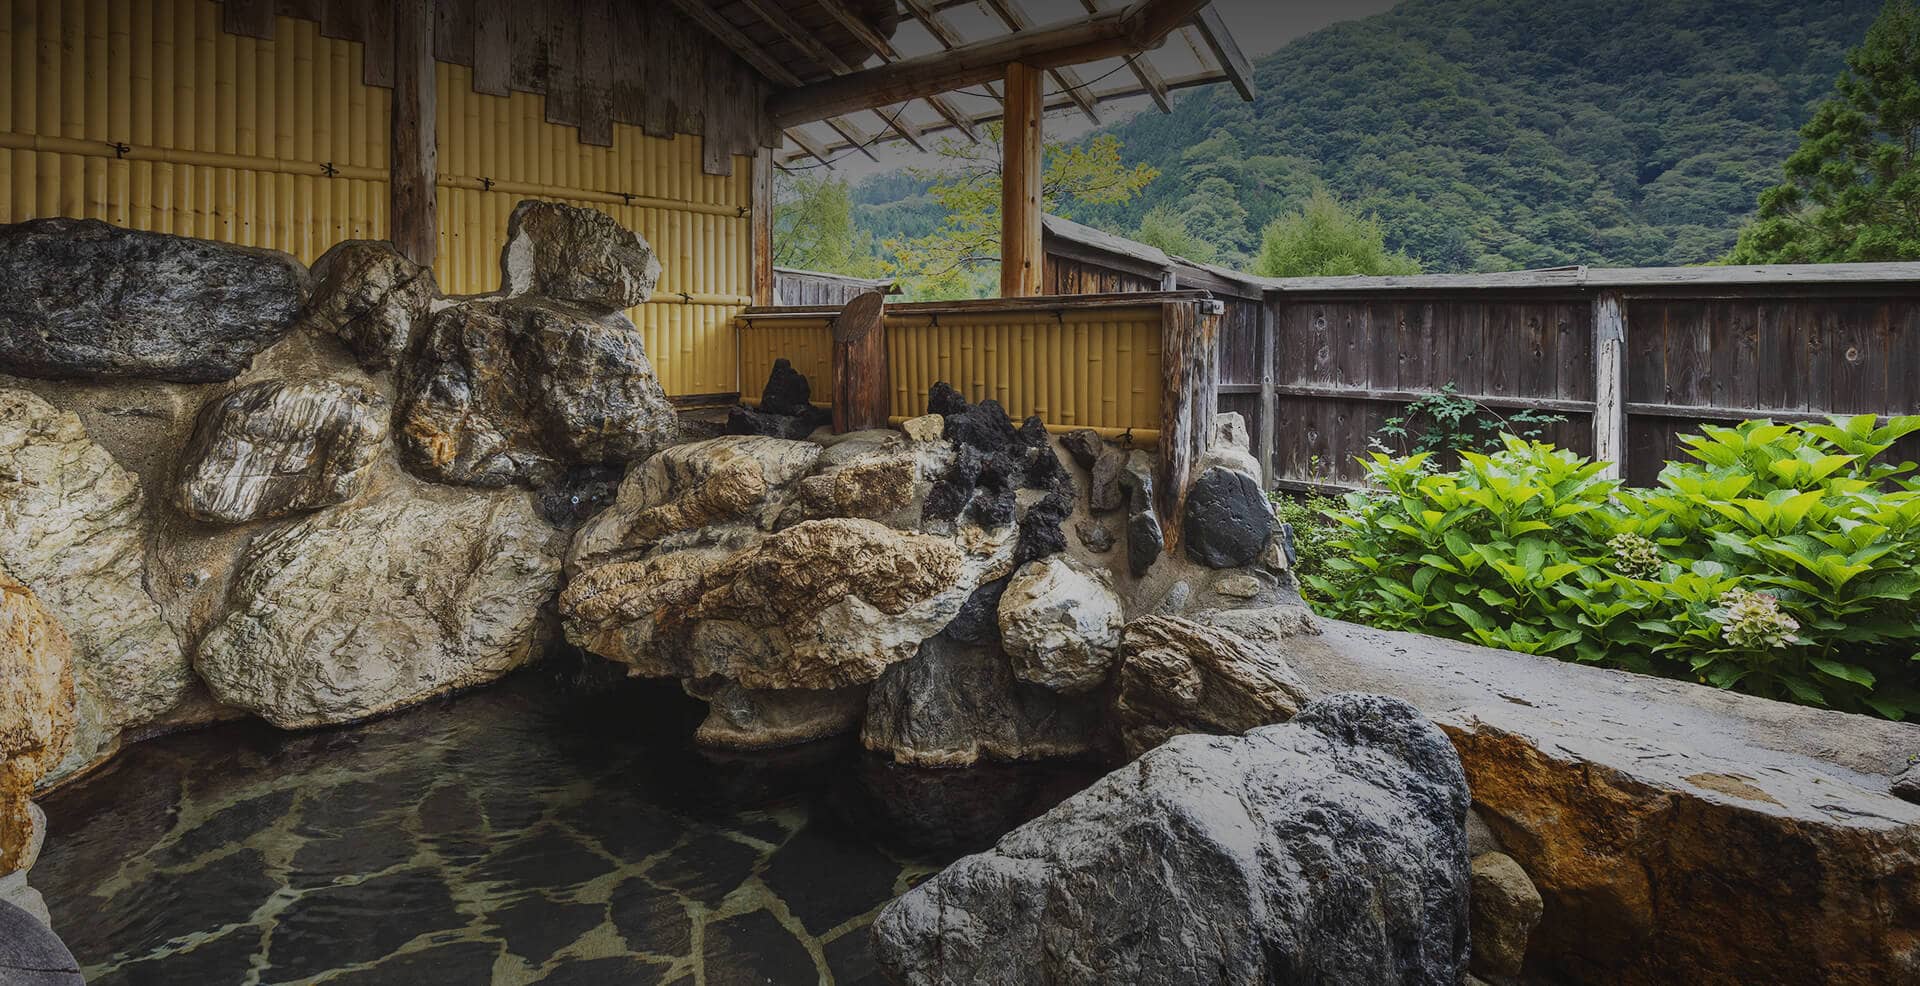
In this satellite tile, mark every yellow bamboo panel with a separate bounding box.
[742,307,1163,436]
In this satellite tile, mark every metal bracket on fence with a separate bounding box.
[320,162,339,178]
[620,192,635,205]
[480,177,495,192]
[109,141,131,159]
[678,291,694,304]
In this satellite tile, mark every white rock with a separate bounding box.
[194,483,562,728]
[901,414,944,443]
[997,556,1124,694]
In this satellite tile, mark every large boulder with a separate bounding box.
[500,200,662,312]
[1283,617,1920,986]
[0,571,72,874]
[871,693,1471,984]
[193,483,562,729]
[563,517,1011,691]
[862,635,1101,768]
[0,390,192,780]
[0,218,305,382]
[299,239,438,371]
[1112,614,1315,758]
[173,379,390,524]
[396,295,678,487]
[996,557,1123,694]
[1182,465,1273,569]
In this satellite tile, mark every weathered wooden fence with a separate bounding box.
[773,267,894,307]
[1042,224,1920,490]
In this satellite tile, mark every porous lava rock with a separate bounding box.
[396,295,677,487]
[193,484,562,729]
[997,557,1123,695]
[871,693,1471,984]
[0,570,72,874]
[500,200,662,312]
[1182,465,1273,568]
[0,389,191,781]
[1058,429,1104,471]
[1013,492,1073,567]
[0,218,305,382]
[758,358,813,417]
[1112,614,1315,757]
[173,379,390,524]
[861,635,1100,768]
[299,239,438,371]
[926,381,968,417]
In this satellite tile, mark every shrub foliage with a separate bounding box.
[1312,417,1920,719]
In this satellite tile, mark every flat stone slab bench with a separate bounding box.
[1284,617,1920,986]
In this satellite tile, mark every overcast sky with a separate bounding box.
[807,0,1403,178]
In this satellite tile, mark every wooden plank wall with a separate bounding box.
[1044,254,1163,295]
[1265,288,1920,490]
[221,0,773,173]
[775,270,890,307]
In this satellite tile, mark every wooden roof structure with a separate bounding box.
[680,0,1256,168]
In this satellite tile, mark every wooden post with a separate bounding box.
[389,0,438,268]
[751,148,775,306]
[832,291,890,433]
[1000,63,1045,298]
[1258,297,1278,488]
[1593,290,1627,479]
[1158,299,1220,554]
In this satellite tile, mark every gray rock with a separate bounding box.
[396,295,678,487]
[174,379,390,524]
[1058,429,1105,471]
[1182,466,1273,568]
[861,635,1100,768]
[1088,445,1129,512]
[1112,615,1314,757]
[1470,851,1543,978]
[194,483,561,729]
[1892,761,1920,804]
[500,200,662,312]
[686,679,868,750]
[1074,518,1114,553]
[0,390,191,782]
[299,239,438,371]
[0,896,81,982]
[1127,509,1163,577]
[996,557,1123,695]
[871,693,1471,984]
[0,218,304,382]
[0,872,50,929]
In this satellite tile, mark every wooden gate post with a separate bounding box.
[999,63,1045,298]
[1158,299,1221,553]
[389,0,438,269]
[1592,290,1628,479]
[832,291,890,433]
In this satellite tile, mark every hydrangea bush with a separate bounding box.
[1311,416,1920,719]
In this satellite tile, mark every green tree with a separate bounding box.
[773,173,885,277]
[1133,205,1217,264]
[884,126,1158,298]
[1253,190,1424,278]
[1728,0,1920,264]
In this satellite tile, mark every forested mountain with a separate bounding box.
[854,0,1884,274]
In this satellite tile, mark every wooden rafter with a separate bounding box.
[1076,0,1170,112]
[735,0,926,151]
[769,0,1214,127]
[898,0,1003,101]
[978,0,1102,125]
[785,126,838,168]
[1190,6,1254,102]
[816,0,981,142]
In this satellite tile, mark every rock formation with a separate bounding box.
[1112,614,1315,757]
[299,239,438,371]
[686,679,869,751]
[1470,851,1544,978]
[996,556,1123,694]
[0,571,72,875]
[0,389,192,779]
[173,379,390,524]
[193,484,562,729]
[871,693,1471,985]
[862,635,1100,767]
[500,200,662,311]
[396,295,678,486]
[0,218,305,382]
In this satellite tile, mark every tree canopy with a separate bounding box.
[1253,191,1424,278]
[772,173,885,279]
[1727,0,1920,263]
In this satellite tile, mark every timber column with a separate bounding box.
[390,0,438,268]
[1000,63,1045,298]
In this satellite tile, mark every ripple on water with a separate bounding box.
[32,663,1101,984]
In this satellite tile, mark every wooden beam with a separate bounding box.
[1593,290,1627,479]
[1191,6,1255,102]
[898,0,1003,101]
[783,127,837,169]
[816,0,980,142]
[824,118,882,163]
[1158,299,1219,556]
[666,0,803,86]
[389,0,437,268]
[981,0,1102,125]
[1078,0,1171,112]
[770,0,1212,127]
[752,149,775,307]
[736,0,925,152]
[1000,64,1045,299]
[832,292,891,433]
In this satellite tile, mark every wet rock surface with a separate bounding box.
[1112,613,1315,757]
[861,636,1101,768]
[0,896,82,984]
[194,484,561,728]
[1,571,72,876]
[996,557,1123,695]
[173,378,389,524]
[501,200,663,311]
[29,672,1082,985]
[871,693,1471,985]
[397,295,678,487]
[299,239,437,371]
[0,218,305,382]
[1182,464,1274,568]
